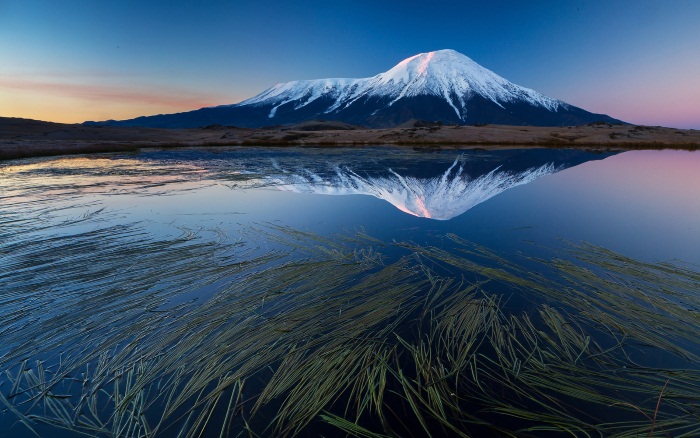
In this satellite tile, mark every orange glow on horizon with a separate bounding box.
[0,77,246,124]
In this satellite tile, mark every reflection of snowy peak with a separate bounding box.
[201,148,617,221]
[266,159,558,220]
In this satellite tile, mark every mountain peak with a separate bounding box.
[392,49,469,66]
[92,50,623,128]
[396,49,473,66]
[371,49,560,117]
[238,49,565,122]
[376,49,479,85]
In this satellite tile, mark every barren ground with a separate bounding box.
[2,117,699,160]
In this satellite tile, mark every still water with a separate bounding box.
[1,147,699,436]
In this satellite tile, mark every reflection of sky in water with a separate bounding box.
[477,150,700,264]
[2,148,699,264]
[2,147,700,436]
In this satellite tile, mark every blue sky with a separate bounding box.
[1,0,699,127]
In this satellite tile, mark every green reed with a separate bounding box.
[1,213,700,437]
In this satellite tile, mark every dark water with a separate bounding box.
[1,147,699,437]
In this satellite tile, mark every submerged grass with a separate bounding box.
[1,207,700,437]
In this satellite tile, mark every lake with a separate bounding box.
[1,146,699,437]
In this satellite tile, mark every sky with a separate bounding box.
[1,0,699,128]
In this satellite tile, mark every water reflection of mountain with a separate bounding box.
[219,148,618,220]
[268,160,559,220]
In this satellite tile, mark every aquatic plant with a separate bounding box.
[2,214,700,437]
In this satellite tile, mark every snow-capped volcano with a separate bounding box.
[239,49,563,122]
[88,49,622,128]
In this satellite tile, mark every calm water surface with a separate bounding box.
[5,147,697,260]
[1,147,699,436]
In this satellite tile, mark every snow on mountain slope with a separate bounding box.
[264,159,559,220]
[88,48,623,128]
[234,49,565,121]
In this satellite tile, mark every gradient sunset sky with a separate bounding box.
[1,0,699,128]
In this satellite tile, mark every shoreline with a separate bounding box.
[2,117,699,161]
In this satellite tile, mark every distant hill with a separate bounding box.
[85,50,623,129]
